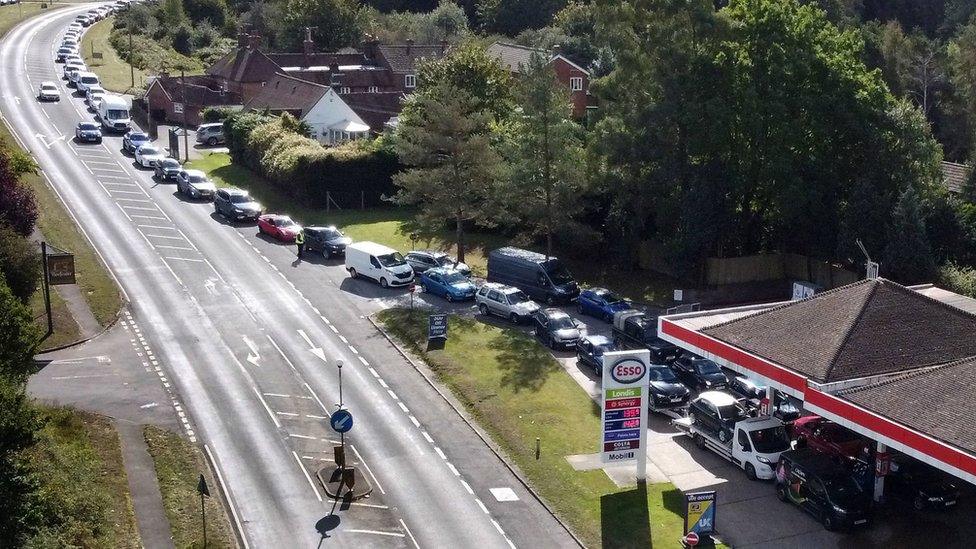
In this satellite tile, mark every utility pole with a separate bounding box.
[128,26,134,89]
[181,69,189,162]
[40,242,52,336]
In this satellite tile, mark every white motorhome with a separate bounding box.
[345,241,414,288]
[97,95,131,132]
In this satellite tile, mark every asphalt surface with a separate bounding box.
[2,5,578,548]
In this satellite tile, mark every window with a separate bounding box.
[368,86,379,93]
[570,77,583,91]
[340,86,351,94]
[405,74,416,88]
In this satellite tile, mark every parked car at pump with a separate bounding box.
[886,454,960,511]
[611,310,681,363]
[406,250,471,276]
[487,247,579,305]
[154,157,182,181]
[37,81,60,101]
[792,416,870,462]
[419,267,477,302]
[686,391,751,443]
[729,376,802,422]
[648,365,692,412]
[533,307,583,350]
[674,412,790,480]
[134,144,165,168]
[195,122,225,146]
[776,448,872,530]
[672,354,729,391]
[176,169,216,200]
[74,122,102,143]
[577,287,633,322]
[257,214,302,242]
[214,189,263,222]
[345,241,414,288]
[303,226,351,258]
[475,283,539,324]
[122,131,150,154]
[575,335,617,376]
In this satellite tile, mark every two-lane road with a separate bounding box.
[2,5,577,548]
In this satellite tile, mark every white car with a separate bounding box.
[37,82,60,102]
[64,54,83,65]
[88,92,106,112]
[85,84,105,105]
[134,144,165,168]
[75,71,100,93]
[64,62,86,81]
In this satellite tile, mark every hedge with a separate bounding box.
[224,112,399,207]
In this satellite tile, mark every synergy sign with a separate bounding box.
[601,350,650,471]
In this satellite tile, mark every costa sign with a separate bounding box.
[610,358,647,384]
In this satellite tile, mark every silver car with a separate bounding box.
[476,282,540,324]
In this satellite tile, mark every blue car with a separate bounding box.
[420,267,477,302]
[577,287,632,322]
[122,131,149,154]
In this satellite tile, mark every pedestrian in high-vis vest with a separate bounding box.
[295,229,305,257]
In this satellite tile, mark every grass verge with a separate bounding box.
[377,308,686,548]
[82,16,148,94]
[0,2,48,39]
[187,151,676,300]
[0,122,122,346]
[144,426,235,549]
[26,406,140,547]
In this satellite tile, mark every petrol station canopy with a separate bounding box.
[659,278,976,485]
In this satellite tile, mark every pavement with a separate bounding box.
[2,6,578,548]
[30,228,101,340]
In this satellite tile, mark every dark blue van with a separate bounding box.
[487,247,580,305]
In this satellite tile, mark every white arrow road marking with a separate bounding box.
[242,335,260,366]
[203,277,217,295]
[34,132,67,149]
[297,329,327,362]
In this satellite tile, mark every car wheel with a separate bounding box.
[577,302,584,314]
[823,512,838,532]
[322,249,331,259]
[745,463,757,481]
[509,313,519,324]
[776,485,788,502]
[380,277,389,288]
[478,303,488,316]
[914,496,926,511]
[693,433,705,449]
[718,429,730,443]
[446,293,454,303]
[547,335,556,349]
[207,137,217,146]
[349,268,357,279]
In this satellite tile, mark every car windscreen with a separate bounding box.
[716,403,748,422]
[597,290,624,303]
[322,228,342,239]
[442,272,467,284]
[78,124,98,130]
[377,252,406,267]
[750,426,790,453]
[189,175,206,183]
[80,76,97,84]
[161,159,179,167]
[648,366,678,383]
[506,291,530,304]
[435,255,457,267]
[230,194,251,203]
[694,359,722,375]
[549,316,575,330]
[140,147,159,155]
[823,475,863,503]
[541,259,574,285]
[41,85,57,91]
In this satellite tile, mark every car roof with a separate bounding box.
[780,448,851,477]
[427,267,464,276]
[183,169,205,177]
[40,81,57,87]
[128,131,148,138]
[585,334,613,346]
[542,307,569,319]
[306,225,338,232]
[696,390,738,407]
[226,188,249,196]
[77,123,98,128]
[587,287,609,294]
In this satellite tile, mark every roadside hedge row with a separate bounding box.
[223,112,399,208]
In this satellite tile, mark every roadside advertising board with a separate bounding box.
[428,313,448,340]
[684,490,717,535]
[601,349,650,465]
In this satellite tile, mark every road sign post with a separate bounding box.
[601,350,650,482]
[197,474,210,548]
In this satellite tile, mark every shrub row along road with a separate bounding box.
[0,5,576,548]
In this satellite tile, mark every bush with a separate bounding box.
[940,262,976,298]
[0,226,40,303]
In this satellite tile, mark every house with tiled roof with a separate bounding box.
[942,160,971,196]
[145,75,242,127]
[487,42,595,118]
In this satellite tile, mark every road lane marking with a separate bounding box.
[435,447,448,461]
[446,462,459,476]
[344,530,405,538]
[138,224,176,230]
[287,433,317,441]
[292,451,322,502]
[358,357,369,366]
[123,205,161,212]
[460,479,474,494]
[368,367,380,378]
[252,387,281,428]
[397,402,409,413]
[129,214,168,220]
[476,498,489,514]
[155,245,195,251]
[263,393,311,399]
[350,444,385,494]
[304,382,330,417]
[387,390,398,400]
[275,411,299,417]
[421,431,434,443]
[204,445,251,549]
[409,415,420,428]
[378,379,388,388]
[143,233,185,240]
[400,519,421,549]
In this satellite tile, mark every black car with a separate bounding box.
[154,157,182,180]
[74,122,101,143]
[533,308,582,350]
[405,250,472,276]
[886,455,960,511]
[610,310,681,363]
[122,131,149,153]
[304,226,352,259]
[647,364,691,411]
[687,391,750,443]
[673,354,729,391]
[776,449,872,531]
[575,335,617,375]
[729,376,802,422]
[214,188,262,222]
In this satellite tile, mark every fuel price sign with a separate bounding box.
[601,350,650,466]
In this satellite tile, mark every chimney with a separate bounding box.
[247,34,262,51]
[551,44,561,58]
[439,39,448,55]
[363,34,379,63]
[303,27,314,67]
[329,57,341,88]
[237,29,247,50]
[406,38,413,55]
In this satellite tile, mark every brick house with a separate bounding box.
[144,75,241,127]
[487,42,595,119]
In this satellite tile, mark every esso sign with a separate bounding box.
[610,359,646,384]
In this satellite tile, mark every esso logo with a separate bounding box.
[610,358,646,384]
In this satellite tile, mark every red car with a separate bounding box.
[257,214,302,242]
[792,416,870,461]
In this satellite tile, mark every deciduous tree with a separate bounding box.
[0,226,40,303]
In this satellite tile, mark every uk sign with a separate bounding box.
[684,491,717,535]
[601,350,650,465]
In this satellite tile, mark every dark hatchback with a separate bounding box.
[672,354,729,391]
[154,158,182,180]
[647,364,691,411]
[304,226,352,259]
[575,335,617,375]
[776,448,872,531]
[886,455,960,511]
[75,122,101,143]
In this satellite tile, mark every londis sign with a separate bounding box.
[601,350,650,464]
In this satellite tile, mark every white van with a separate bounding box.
[345,241,414,288]
[97,95,131,132]
[75,71,100,93]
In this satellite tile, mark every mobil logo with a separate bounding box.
[610,358,646,384]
